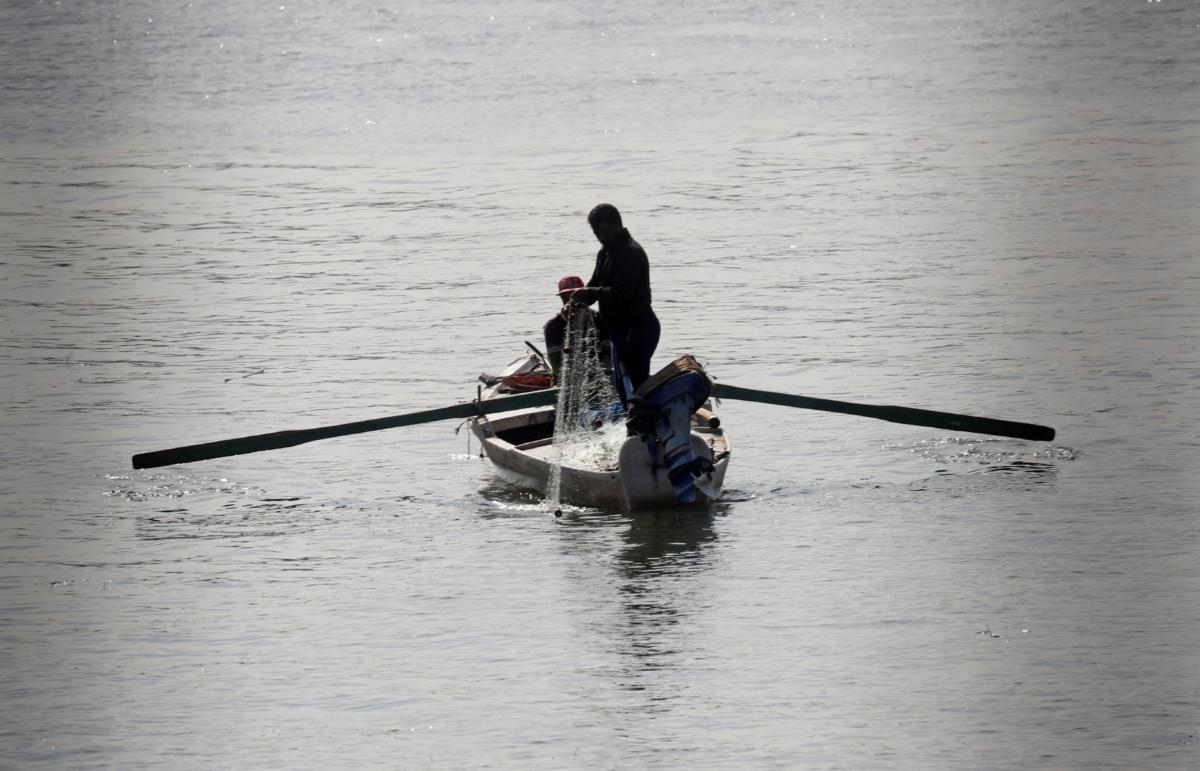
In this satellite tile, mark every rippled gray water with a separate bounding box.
[2,1,1198,768]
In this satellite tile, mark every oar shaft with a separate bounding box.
[132,388,559,469]
[712,383,1055,442]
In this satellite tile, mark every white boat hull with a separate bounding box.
[469,404,730,511]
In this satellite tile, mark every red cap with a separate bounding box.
[557,275,585,296]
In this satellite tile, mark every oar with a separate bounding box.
[712,383,1055,442]
[132,388,559,469]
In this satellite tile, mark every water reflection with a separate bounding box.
[556,506,720,720]
[478,476,722,710]
[611,506,718,578]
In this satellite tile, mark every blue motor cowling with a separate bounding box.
[625,356,714,503]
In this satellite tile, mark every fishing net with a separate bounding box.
[545,310,626,512]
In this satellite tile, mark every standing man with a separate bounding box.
[571,203,660,399]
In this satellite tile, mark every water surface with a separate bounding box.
[2,0,1198,768]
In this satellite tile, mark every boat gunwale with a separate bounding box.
[470,353,732,509]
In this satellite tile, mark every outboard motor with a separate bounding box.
[625,355,717,503]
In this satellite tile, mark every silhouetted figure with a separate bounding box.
[570,204,661,400]
[543,275,607,382]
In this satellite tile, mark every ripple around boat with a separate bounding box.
[470,354,731,511]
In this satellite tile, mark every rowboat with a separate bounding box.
[470,354,731,511]
[130,354,1055,505]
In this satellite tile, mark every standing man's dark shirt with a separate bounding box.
[575,204,661,397]
[587,228,654,333]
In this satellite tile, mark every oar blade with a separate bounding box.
[713,383,1055,442]
[871,404,1055,442]
[132,387,559,469]
[133,427,318,470]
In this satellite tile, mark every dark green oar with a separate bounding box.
[132,388,559,469]
[712,383,1055,442]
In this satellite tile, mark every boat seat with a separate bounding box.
[514,437,555,451]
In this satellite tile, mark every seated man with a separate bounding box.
[543,275,610,383]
